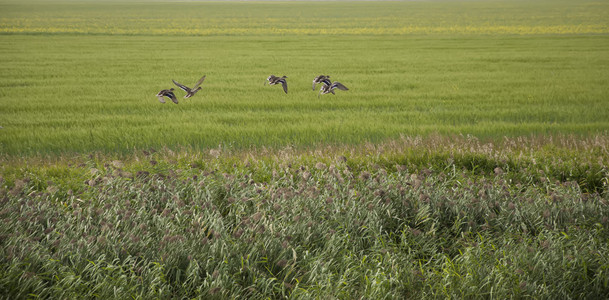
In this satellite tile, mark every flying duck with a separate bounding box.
[312,75,330,90]
[318,81,349,97]
[172,75,206,98]
[265,75,278,85]
[266,75,288,94]
[156,88,178,104]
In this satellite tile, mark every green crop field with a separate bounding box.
[1,0,608,154]
[1,0,609,298]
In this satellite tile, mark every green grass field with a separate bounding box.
[1,0,608,154]
[1,0,609,298]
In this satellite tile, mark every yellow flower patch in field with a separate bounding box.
[2,24,607,36]
[1,1,608,36]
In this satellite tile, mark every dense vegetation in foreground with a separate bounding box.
[1,135,608,298]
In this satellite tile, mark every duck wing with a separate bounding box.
[157,94,166,103]
[332,82,349,91]
[192,75,206,89]
[167,91,179,104]
[313,77,323,90]
[172,80,191,93]
[280,79,288,94]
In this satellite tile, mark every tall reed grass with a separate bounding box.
[1,135,608,298]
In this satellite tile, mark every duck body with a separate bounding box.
[156,88,178,104]
[312,75,330,90]
[266,75,288,94]
[319,81,349,97]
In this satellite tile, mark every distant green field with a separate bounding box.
[1,0,608,154]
